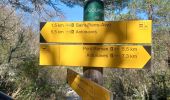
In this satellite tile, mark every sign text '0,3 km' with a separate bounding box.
[40,44,151,68]
[40,20,152,44]
[67,69,113,100]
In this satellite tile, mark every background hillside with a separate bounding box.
[0,0,169,100]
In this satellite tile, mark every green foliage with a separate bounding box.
[103,0,170,99]
[0,0,170,100]
[0,4,67,99]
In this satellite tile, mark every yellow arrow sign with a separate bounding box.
[40,44,151,68]
[67,69,113,100]
[40,20,152,44]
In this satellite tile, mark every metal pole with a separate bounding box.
[83,0,104,85]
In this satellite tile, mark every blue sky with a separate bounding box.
[58,2,147,21]
[16,2,83,29]
[18,1,148,28]
[58,3,83,21]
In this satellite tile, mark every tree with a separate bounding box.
[104,0,170,99]
[1,0,169,99]
[0,3,35,93]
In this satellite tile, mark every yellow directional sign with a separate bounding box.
[40,20,152,44]
[67,69,113,100]
[40,44,151,68]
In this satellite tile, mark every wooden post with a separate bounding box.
[83,0,104,85]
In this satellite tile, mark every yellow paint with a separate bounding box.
[40,44,151,68]
[67,69,112,100]
[40,20,152,44]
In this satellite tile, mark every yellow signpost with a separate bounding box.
[39,0,152,99]
[40,44,151,68]
[40,20,152,44]
[67,69,113,100]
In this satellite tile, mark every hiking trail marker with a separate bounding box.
[67,69,113,100]
[40,44,151,68]
[39,1,152,99]
[40,20,152,68]
[40,20,152,44]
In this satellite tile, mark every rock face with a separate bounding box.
[66,96,81,100]
[66,89,81,100]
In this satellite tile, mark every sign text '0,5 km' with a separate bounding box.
[40,20,152,44]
